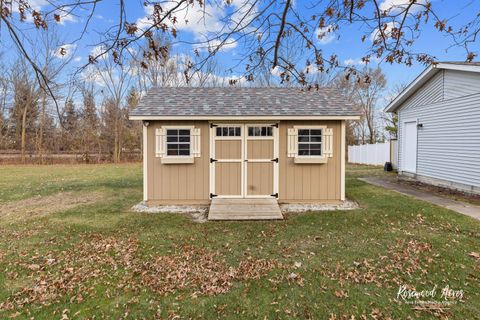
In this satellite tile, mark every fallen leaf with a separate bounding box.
[468,252,480,261]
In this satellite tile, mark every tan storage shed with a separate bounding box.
[129,87,360,206]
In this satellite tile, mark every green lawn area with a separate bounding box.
[0,164,479,319]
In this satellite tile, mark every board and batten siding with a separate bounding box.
[278,120,342,202]
[397,69,480,191]
[145,120,343,204]
[146,121,210,205]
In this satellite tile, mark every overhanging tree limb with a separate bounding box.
[272,0,291,68]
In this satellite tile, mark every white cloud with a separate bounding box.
[95,14,113,23]
[136,0,258,43]
[136,1,226,40]
[270,66,281,76]
[12,1,77,24]
[81,66,112,87]
[126,47,137,57]
[19,0,48,11]
[53,43,77,59]
[194,38,237,53]
[344,59,357,66]
[55,12,77,25]
[344,58,368,66]
[370,21,398,42]
[379,0,427,13]
[89,45,108,60]
[10,0,47,23]
[228,0,258,34]
[316,25,336,45]
[73,56,82,62]
[303,64,322,74]
[344,56,381,66]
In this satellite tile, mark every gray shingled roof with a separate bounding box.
[130,87,360,117]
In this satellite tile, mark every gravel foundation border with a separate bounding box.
[131,199,359,222]
[280,200,359,213]
[131,202,209,223]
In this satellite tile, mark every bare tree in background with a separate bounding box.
[382,83,408,139]
[79,84,100,163]
[133,33,178,91]
[0,62,8,149]
[10,60,40,163]
[1,0,479,116]
[122,87,142,154]
[334,67,387,144]
[87,49,135,162]
[35,29,72,162]
[61,98,79,151]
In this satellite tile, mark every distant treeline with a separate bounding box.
[0,151,141,165]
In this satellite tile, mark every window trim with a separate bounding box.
[245,124,275,140]
[214,125,243,140]
[162,125,194,163]
[293,125,327,163]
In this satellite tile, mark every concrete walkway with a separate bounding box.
[359,177,480,221]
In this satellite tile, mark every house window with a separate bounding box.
[298,129,322,156]
[216,126,241,137]
[166,129,190,156]
[248,126,273,137]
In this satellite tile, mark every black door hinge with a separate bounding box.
[210,158,218,163]
[210,193,218,198]
[271,158,279,163]
[210,123,218,128]
[271,123,279,128]
[271,193,278,198]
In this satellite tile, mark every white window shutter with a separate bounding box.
[155,128,165,157]
[192,128,201,157]
[287,128,298,157]
[323,128,333,158]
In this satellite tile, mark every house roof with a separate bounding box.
[129,87,361,120]
[385,62,480,113]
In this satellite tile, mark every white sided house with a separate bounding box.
[386,62,480,194]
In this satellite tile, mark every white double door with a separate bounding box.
[210,123,279,198]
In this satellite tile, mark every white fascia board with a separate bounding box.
[129,115,361,121]
[384,62,480,113]
[437,63,480,73]
[384,65,437,113]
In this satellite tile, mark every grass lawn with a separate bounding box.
[0,164,479,319]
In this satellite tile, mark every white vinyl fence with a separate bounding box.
[348,142,391,166]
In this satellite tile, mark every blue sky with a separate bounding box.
[1,0,479,93]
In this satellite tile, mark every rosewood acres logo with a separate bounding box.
[397,284,464,307]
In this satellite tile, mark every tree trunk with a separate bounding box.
[113,114,119,163]
[21,104,28,164]
[367,119,375,144]
[37,94,47,164]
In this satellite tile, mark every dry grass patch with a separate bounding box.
[0,192,106,221]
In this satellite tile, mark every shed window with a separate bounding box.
[298,129,322,156]
[166,129,190,156]
[216,126,241,137]
[248,126,273,137]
